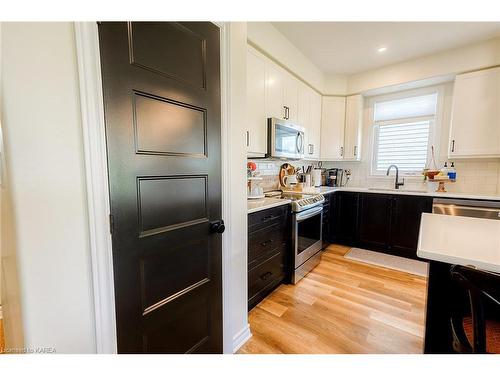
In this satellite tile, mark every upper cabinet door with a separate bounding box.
[449,67,500,158]
[320,96,346,161]
[344,94,364,161]
[308,90,322,160]
[246,47,268,156]
[298,82,322,160]
[265,62,286,120]
[284,75,299,122]
[298,82,311,154]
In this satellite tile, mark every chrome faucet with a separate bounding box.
[386,164,405,189]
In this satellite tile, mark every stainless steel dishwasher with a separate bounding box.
[432,198,500,220]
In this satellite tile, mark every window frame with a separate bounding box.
[368,86,444,178]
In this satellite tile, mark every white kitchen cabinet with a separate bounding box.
[320,96,346,161]
[246,47,268,156]
[298,83,322,160]
[265,57,300,122]
[307,90,322,160]
[449,67,500,158]
[284,74,299,122]
[343,94,364,161]
[265,61,286,120]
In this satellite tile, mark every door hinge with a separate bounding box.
[109,214,114,235]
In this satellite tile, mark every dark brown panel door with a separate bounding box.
[98,22,222,353]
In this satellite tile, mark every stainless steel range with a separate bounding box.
[281,192,325,283]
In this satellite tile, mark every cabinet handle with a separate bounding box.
[340,146,344,156]
[283,106,287,120]
[261,215,276,222]
[451,140,455,153]
[260,271,273,281]
[260,239,274,247]
[246,131,249,147]
[354,145,357,157]
[286,106,290,120]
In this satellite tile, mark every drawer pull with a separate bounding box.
[261,215,275,222]
[260,271,273,281]
[260,239,274,247]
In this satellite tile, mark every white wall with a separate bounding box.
[0,22,96,353]
[345,37,500,95]
[247,22,327,93]
[323,74,348,96]
[226,22,251,353]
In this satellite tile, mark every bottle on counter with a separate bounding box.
[448,162,457,180]
[440,162,449,177]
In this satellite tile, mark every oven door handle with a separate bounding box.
[296,205,323,222]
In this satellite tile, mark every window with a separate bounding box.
[372,92,438,175]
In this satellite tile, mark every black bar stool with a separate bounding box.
[450,265,500,353]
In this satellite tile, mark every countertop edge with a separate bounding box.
[417,249,500,274]
[248,187,500,214]
[247,198,292,214]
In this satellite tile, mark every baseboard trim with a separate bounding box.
[232,324,252,353]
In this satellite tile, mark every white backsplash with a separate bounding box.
[323,160,500,195]
[249,158,500,196]
[248,159,319,192]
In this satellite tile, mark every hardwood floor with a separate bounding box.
[238,244,428,354]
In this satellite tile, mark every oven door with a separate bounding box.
[293,205,323,268]
[268,118,304,159]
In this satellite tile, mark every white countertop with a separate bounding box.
[417,213,500,273]
[320,186,500,201]
[248,186,500,213]
[247,197,291,214]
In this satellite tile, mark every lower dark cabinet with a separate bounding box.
[248,205,290,311]
[332,192,359,245]
[358,193,392,250]
[248,250,286,310]
[321,193,332,248]
[331,191,432,259]
[390,195,433,259]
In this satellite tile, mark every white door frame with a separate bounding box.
[74,21,233,354]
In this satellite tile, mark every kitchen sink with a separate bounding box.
[367,187,427,194]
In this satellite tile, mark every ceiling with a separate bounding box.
[271,22,500,75]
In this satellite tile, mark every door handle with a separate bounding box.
[209,220,225,234]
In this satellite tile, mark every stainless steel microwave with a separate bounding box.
[267,118,305,159]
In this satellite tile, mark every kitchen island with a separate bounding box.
[417,213,500,353]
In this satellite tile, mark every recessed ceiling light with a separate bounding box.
[377,46,387,53]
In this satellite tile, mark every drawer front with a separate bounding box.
[249,205,289,233]
[248,250,286,303]
[248,222,287,269]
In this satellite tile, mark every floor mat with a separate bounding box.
[345,247,429,277]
